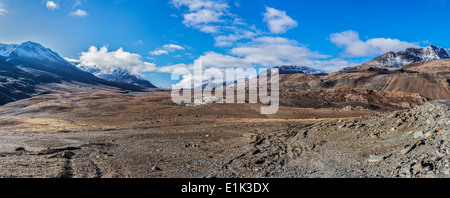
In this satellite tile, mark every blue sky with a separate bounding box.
[0,0,449,88]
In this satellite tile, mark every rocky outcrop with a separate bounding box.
[279,88,428,110]
[274,65,328,76]
[360,45,450,69]
[278,57,450,100]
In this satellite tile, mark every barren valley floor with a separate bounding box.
[0,91,449,178]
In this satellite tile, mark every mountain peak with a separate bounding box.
[17,41,51,52]
[275,65,328,76]
[426,44,440,49]
[366,45,450,68]
[0,43,18,57]
[20,41,43,46]
[6,41,68,65]
[76,64,157,88]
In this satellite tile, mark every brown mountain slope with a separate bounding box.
[278,59,450,100]
[279,88,427,110]
[320,71,450,100]
[367,73,450,99]
[403,59,450,76]
[278,73,322,89]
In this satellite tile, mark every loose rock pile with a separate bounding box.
[222,100,450,178]
[391,101,450,178]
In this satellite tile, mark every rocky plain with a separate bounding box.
[0,88,448,178]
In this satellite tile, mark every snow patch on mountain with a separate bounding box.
[275,65,328,76]
[5,41,68,65]
[76,64,156,88]
[0,44,18,57]
[370,45,450,68]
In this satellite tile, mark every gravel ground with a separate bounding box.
[0,92,448,178]
[224,100,450,178]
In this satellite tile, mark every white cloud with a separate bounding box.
[171,0,227,12]
[183,8,226,26]
[70,9,88,17]
[161,32,361,88]
[46,1,59,10]
[133,40,144,45]
[263,7,298,34]
[311,58,356,73]
[164,36,351,73]
[229,36,329,67]
[74,0,82,8]
[163,44,185,51]
[64,57,81,63]
[72,46,199,76]
[171,0,229,30]
[330,30,420,57]
[200,51,252,68]
[150,44,185,56]
[198,25,220,33]
[214,30,258,47]
[149,49,169,56]
[0,3,7,15]
[167,1,355,74]
[171,0,260,45]
[78,46,157,75]
[158,63,192,73]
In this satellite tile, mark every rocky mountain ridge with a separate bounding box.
[361,45,450,69]
[76,65,157,88]
[0,41,143,105]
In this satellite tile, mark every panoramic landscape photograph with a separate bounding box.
[1,0,450,183]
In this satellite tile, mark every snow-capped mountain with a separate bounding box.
[0,41,143,105]
[76,65,157,88]
[367,45,450,68]
[1,41,70,66]
[274,65,328,76]
[0,44,18,57]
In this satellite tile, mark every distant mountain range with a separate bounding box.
[75,65,157,88]
[278,45,450,100]
[274,65,328,76]
[360,45,450,69]
[2,41,450,106]
[0,41,144,105]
